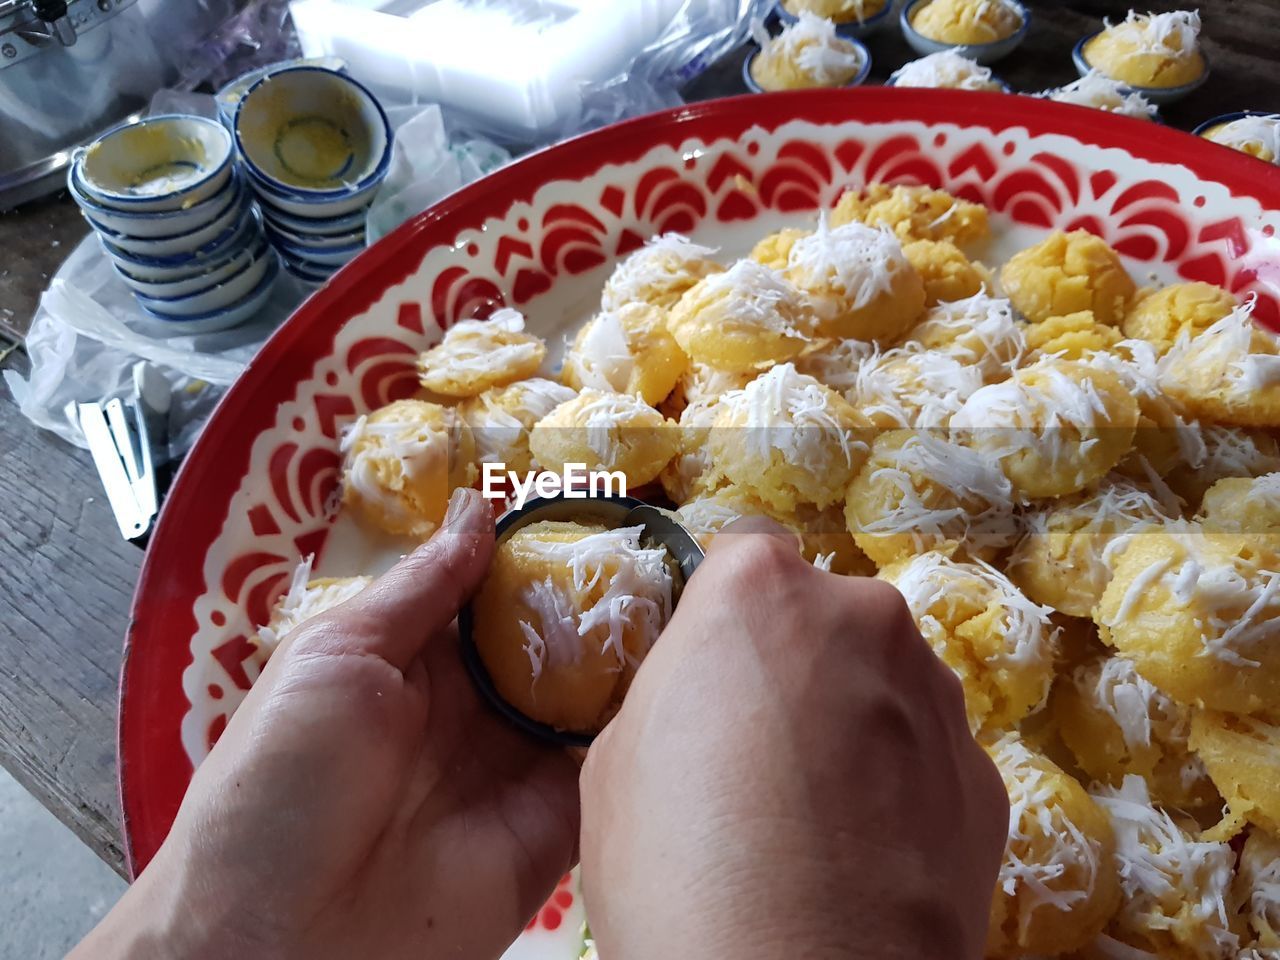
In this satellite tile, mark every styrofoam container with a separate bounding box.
[135,247,280,318]
[289,0,688,142]
[901,0,1029,65]
[234,67,392,202]
[114,236,274,300]
[77,114,235,212]
[91,188,250,257]
[69,164,241,239]
[139,257,280,333]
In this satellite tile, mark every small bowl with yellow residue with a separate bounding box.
[77,115,234,213]
[234,66,393,219]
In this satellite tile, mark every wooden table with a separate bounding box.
[2,0,1278,881]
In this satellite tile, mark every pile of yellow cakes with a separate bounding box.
[749,2,1280,166]
[253,176,1280,957]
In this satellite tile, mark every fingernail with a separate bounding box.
[443,487,476,529]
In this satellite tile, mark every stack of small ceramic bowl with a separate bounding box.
[69,114,279,334]
[233,66,392,283]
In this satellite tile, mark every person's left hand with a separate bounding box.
[75,488,579,960]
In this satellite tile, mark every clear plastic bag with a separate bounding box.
[569,0,770,140]
[367,105,512,243]
[3,230,310,458]
[178,0,303,94]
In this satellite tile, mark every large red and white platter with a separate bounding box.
[120,87,1280,952]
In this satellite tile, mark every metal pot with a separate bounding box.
[0,0,243,208]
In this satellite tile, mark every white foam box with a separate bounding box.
[290,0,687,142]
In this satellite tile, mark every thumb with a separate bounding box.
[292,488,496,670]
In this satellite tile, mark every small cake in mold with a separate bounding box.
[1084,10,1206,90]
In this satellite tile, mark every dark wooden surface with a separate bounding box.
[0,193,89,342]
[1,0,1279,881]
[0,347,137,873]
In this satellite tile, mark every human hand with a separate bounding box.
[75,488,579,960]
[579,519,1008,960]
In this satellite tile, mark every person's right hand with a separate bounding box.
[579,519,1008,960]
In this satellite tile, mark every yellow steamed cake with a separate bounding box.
[1051,654,1219,811]
[911,0,1023,45]
[417,308,547,398]
[1189,711,1280,837]
[471,519,673,734]
[1096,523,1280,716]
[460,378,576,476]
[707,362,872,512]
[1090,775,1241,958]
[999,230,1136,327]
[879,551,1056,731]
[1084,10,1205,90]
[529,389,679,488]
[985,733,1121,958]
[667,258,818,372]
[784,217,926,342]
[1201,115,1280,164]
[1122,282,1237,355]
[902,238,990,306]
[562,302,688,406]
[600,233,722,312]
[1008,477,1171,618]
[780,0,886,23]
[845,429,1016,568]
[750,12,866,92]
[905,291,1026,381]
[340,399,477,538]
[950,356,1139,501]
[830,183,990,247]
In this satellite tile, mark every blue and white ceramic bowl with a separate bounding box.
[215,56,348,129]
[274,234,363,268]
[69,164,242,240]
[259,200,369,236]
[114,236,273,300]
[89,184,251,257]
[77,115,234,213]
[1072,31,1210,106]
[900,0,1030,65]
[138,257,281,334]
[135,246,279,318]
[278,247,342,283]
[742,37,872,93]
[234,66,392,218]
[100,205,260,277]
[772,0,894,38]
[264,218,364,251]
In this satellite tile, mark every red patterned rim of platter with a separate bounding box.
[119,88,1280,878]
